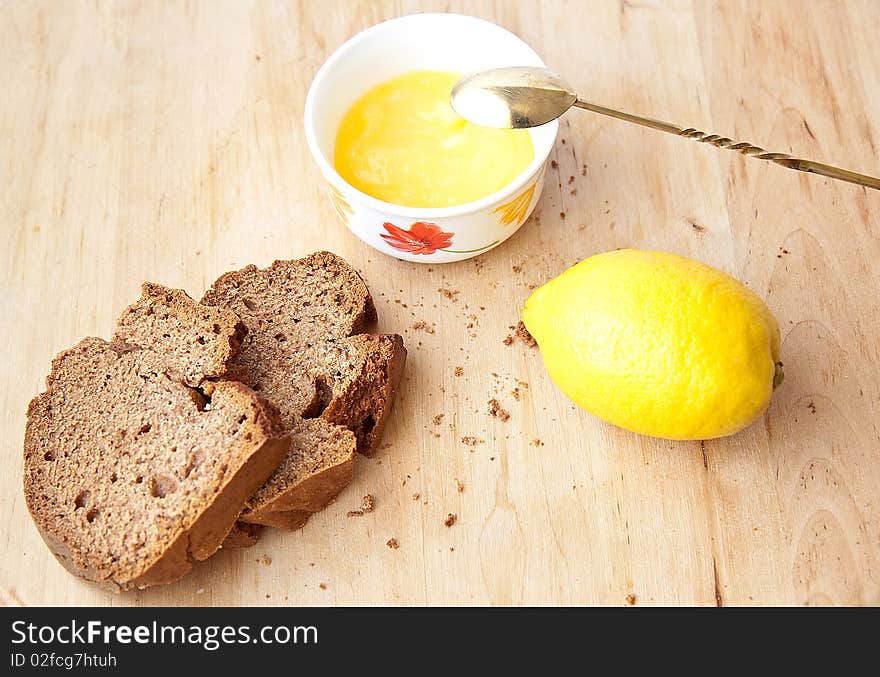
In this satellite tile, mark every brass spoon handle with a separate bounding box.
[573,99,880,191]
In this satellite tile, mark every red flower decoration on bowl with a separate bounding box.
[381,221,454,255]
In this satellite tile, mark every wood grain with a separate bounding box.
[1,0,877,606]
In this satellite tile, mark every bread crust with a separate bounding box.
[241,450,355,525]
[221,521,264,548]
[244,510,311,531]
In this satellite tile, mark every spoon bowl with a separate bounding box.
[451,66,577,128]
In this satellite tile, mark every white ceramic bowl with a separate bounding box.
[304,13,558,263]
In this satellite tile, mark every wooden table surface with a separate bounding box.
[2,0,879,607]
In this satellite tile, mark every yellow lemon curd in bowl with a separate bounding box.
[333,70,534,208]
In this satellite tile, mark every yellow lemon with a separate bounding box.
[521,249,782,440]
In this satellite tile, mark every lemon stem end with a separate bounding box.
[773,361,785,389]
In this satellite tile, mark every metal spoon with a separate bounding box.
[451,66,880,191]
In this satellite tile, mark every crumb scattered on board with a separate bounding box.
[347,495,374,517]
[386,538,399,549]
[454,366,464,377]
[444,513,457,527]
[438,287,460,302]
[319,583,327,590]
[488,398,511,422]
[412,493,420,501]
[515,321,537,347]
[503,321,537,348]
[512,382,529,401]
[454,478,464,493]
[259,554,272,566]
[412,321,435,334]
[461,436,483,447]
[432,413,444,426]
[530,439,545,447]
[625,593,637,606]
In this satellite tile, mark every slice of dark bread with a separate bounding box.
[202,252,406,529]
[23,337,288,590]
[114,282,247,386]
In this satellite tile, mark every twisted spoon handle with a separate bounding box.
[573,99,880,190]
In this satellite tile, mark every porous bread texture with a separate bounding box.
[202,252,406,529]
[322,334,406,454]
[23,337,288,590]
[241,417,356,524]
[114,283,247,386]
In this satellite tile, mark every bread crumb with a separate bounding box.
[438,287,459,302]
[460,436,483,447]
[444,513,457,527]
[454,478,464,493]
[346,509,364,517]
[386,538,399,549]
[488,398,511,422]
[360,494,375,513]
[319,583,327,590]
[530,438,545,447]
[550,160,558,168]
[412,321,435,334]
[502,335,514,346]
[454,366,464,377]
[625,593,637,606]
[412,492,420,501]
[432,413,445,425]
[260,554,272,566]
[515,320,537,347]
